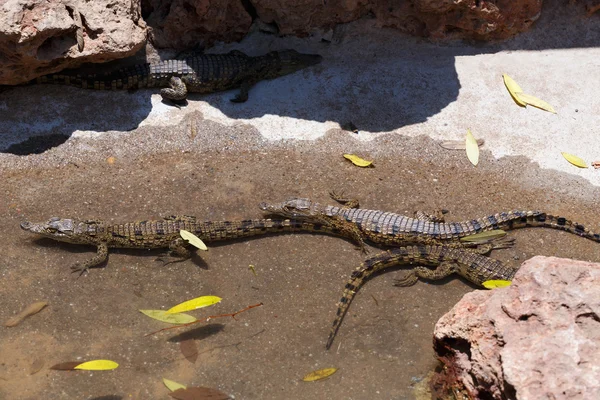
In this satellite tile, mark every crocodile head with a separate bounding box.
[259,198,319,218]
[21,217,99,244]
[273,50,322,76]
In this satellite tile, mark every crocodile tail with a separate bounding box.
[32,63,153,90]
[524,212,600,242]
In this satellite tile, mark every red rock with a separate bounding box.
[432,256,600,399]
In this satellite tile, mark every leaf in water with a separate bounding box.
[139,310,197,324]
[180,230,208,251]
[302,367,338,382]
[502,74,527,107]
[561,152,588,168]
[74,360,119,370]
[169,387,232,400]
[343,154,373,167]
[460,230,507,243]
[515,92,556,114]
[50,361,81,370]
[465,129,479,166]
[180,338,198,364]
[482,280,512,289]
[29,358,45,375]
[163,378,187,392]
[166,296,222,314]
[439,139,484,150]
[5,301,48,327]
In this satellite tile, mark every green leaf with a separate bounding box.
[166,296,222,314]
[460,230,507,243]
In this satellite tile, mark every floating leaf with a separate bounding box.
[482,280,512,289]
[302,367,338,382]
[343,154,373,167]
[248,264,257,276]
[465,130,479,166]
[460,230,507,243]
[163,378,187,392]
[561,152,588,168]
[50,361,81,370]
[74,360,119,370]
[515,92,556,114]
[180,339,198,364]
[440,139,484,150]
[169,387,231,400]
[180,230,208,251]
[5,301,48,327]
[139,309,197,324]
[29,358,45,375]
[167,296,222,314]
[502,74,527,107]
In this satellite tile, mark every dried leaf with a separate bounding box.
[163,378,187,392]
[29,358,45,375]
[482,280,512,289]
[439,139,484,150]
[502,74,527,107]
[5,301,48,327]
[302,367,338,382]
[343,154,373,167]
[50,361,81,370]
[465,129,479,166]
[460,230,507,243]
[169,387,231,400]
[561,152,588,168]
[592,161,600,169]
[515,92,556,114]
[166,296,222,314]
[180,339,198,364]
[139,309,197,324]
[106,156,116,164]
[74,360,119,370]
[180,230,208,251]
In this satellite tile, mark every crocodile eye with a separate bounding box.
[50,217,60,222]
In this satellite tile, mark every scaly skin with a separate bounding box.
[20,216,351,274]
[326,244,514,349]
[30,50,322,103]
[260,196,600,247]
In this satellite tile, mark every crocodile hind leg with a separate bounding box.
[160,77,188,102]
[308,214,368,253]
[392,262,458,287]
[156,238,194,266]
[71,242,109,276]
[414,209,448,223]
[329,191,360,208]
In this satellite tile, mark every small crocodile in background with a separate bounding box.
[325,244,515,349]
[20,215,363,275]
[20,49,322,103]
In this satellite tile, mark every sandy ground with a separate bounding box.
[1,1,600,399]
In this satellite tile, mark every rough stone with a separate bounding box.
[0,0,147,84]
[432,256,600,400]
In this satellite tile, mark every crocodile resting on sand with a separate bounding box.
[20,216,349,274]
[325,244,514,349]
[26,50,322,103]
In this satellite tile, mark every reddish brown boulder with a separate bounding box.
[0,0,146,84]
[432,256,600,399]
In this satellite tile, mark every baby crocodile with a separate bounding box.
[20,216,346,274]
[326,244,514,349]
[29,49,322,103]
[260,196,600,247]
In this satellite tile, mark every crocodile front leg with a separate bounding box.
[160,77,188,102]
[71,242,109,275]
[156,238,194,266]
[230,80,251,103]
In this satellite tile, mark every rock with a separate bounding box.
[432,256,600,400]
[0,0,146,84]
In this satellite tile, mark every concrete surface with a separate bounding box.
[1,1,600,399]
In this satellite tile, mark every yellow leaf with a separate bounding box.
[343,154,373,167]
[74,360,119,370]
[502,74,527,107]
[179,230,208,251]
[163,378,187,392]
[465,129,479,166]
[302,367,338,382]
[516,92,556,114]
[166,296,222,314]
[460,230,506,243]
[561,152,588,168]
[440,139,484,150]
[139,309,197,324]
[482,280,512,289]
